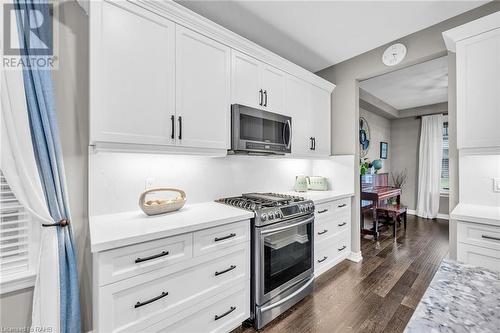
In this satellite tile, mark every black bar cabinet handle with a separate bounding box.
[338,203,347,208]
[134,291,168,308]
[310,137,314,150]
[264,90,267,107]
[482,235,500,242]
[215,265,236,276]
[317,256,328,263]
[312,137,316,150]
[214,306,236,321]
[178,116,182,140]
[259,89,263,106]
[214,233,236,242]
[318,209,328,214]
[338,245,347,252]
[170,115,175,139]
[338,222,347,227]
[135,251,169,264]
[318,229,328,235]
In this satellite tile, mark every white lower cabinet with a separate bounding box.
[93,221,250,333]
[457,221,500,272]
[314,198,351,276]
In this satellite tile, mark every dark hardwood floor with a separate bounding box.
[236,214,449,333]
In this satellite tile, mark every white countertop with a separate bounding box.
[89,202,254,253]
[450,203,500,226]
[284,190,354,204]
[90,190,353,253]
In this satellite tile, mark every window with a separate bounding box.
[441,121,449,193]
[0,170,37,293]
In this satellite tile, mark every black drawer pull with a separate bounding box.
[318,209,328,214]
[134,291,168,308]
[338,245,347,252]
[214,306,236,321]
[135,251,169,263]
[318,229,328,235]
[215,265,236,276]
[338,222,347,227]
[317,256,328,263]
[337,204,347,208]
[214,233,236,242]
[482,235,500,242]
[170,115,175,139]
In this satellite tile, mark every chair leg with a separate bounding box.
[404,212,407,229]
[393,214,397,237]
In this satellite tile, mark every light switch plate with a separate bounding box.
[145,177,155,190]
[494,178,500,193]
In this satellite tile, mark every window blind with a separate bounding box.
[441,122,449,190]
[0,171,30,277]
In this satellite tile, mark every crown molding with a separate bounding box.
[442,11,500,52]
[131,0,335,92]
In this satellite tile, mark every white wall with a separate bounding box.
[359,108,391,173]
[89,153,354,216]
[459,154,500,207]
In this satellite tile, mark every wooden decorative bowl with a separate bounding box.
[139,188,186,216]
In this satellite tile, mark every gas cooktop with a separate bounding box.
[216,192,314,226]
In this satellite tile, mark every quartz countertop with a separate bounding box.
[405,259,500,333]
[283,190,354,204]
[89,202,254,253]
[451,203,500,226]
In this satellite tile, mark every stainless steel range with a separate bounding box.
[216,193,315,329]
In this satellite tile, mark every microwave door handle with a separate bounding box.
[283,120,291,150]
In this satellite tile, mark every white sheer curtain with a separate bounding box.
[1,57,60,331]
[416,114,443,219]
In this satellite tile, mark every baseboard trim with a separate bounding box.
[347,251,363,263]
[407,209,449,220]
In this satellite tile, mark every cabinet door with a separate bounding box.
[286,75,312,156]
[310,85,331,156]
[90,1,175,145]
[176,26,231,149]
[457,28,500,149]
[261,64,286,114]
[231,51,262,109]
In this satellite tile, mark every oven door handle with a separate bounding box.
[260,276,314,312]
[261,215,314,235]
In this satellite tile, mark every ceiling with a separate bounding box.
[176,1,488,72]
[359,56,448,110]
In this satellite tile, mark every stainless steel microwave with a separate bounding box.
[231,104,291,155]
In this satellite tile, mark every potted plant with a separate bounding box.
[389,169,408,204]
[360,158,371,176]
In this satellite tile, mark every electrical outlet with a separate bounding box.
[145,177,155,190]
[494,178,500,193]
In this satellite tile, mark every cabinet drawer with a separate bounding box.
[194,220,249,257]
[315,198,350,218]
[144,284,249,333]
[457,221,500,251]
[314,230,350,273]
[97,233,192,286]
[315,214,350,243]
[457,243,500,272]
[99,243,249,333]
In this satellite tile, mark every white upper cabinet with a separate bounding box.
[286,75,331,158]
[261,64,286,113]
[286,75,312,156]
[231,51,262,110]
[310,85,331,156]
[443,12,500,150]
[175,26,231,150]
[231,51,286,114]
[456,28,500,149]
[90,1,175,146]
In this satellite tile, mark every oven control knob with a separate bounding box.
[261,213,268,221]
[299,205,304,212]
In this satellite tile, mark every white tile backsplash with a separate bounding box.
[89,152,354,216]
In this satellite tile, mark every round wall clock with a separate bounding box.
[382,43,407,66]
[359,117,370,158]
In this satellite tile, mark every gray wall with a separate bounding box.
[316,1,500,256]
[359,108,391,173]
[390,115,450,215]
[0,1,91,331]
